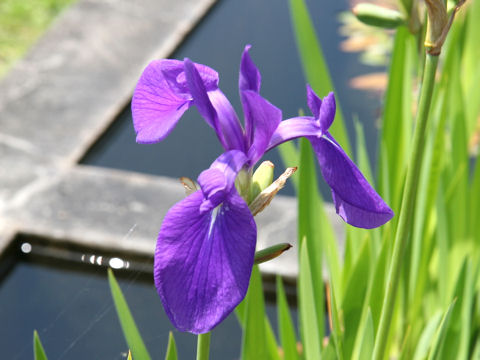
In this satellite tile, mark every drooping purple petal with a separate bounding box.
[197,150,248,212]
[311,134,394,228]
[154,190,256,334]
[241,90,282,164]
[184,59,245,151]
[267,117,321,151]
[132,60,192,144]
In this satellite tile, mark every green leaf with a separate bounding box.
[442,259,473,360]
[297,138,325,344]
[165,332,178,360]
[276,276,300,360]
[33,330,48,360]
[342,239,371,359]
[356,309,374,360]
[426,300,457,360]
[298,240,323,360]
[412,312,442,360]
[378,26,415,211]
[288,0,350,154]
[241,266,269,360]
[108,269,151,360]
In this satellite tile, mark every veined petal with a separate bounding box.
[154,190,257,334]
[267,117,321,151]
[197,150,248,212]
[132,60,191,144]
[241,90,282,164]
[311,135,394,228]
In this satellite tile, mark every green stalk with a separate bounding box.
[196,332,212,360]
[372,54,439,360]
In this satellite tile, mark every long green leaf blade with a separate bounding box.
[108,269,151,360]
[241,266,269,360]
[165,332,178,360]
[33,330,48,360]
[276,276,300,360]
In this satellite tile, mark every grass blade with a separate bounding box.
[165,332,178,360]
[108,269,151,360]
[276,276,300,360]
[33,330,48,360]
[241,266,269,360]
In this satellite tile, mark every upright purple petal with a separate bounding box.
[239,45,262,146]
[197,150,248,212]
[154,190,257,334]
[184,59,226,146]
[239,45,261,93]
[306,86,335,133]
[132,60,191,144]
[184,59,245,151]
[306,84,322,119]
[208,89,246,152]
[311,135,394,228]
[318,92,336,133]
[241,90,282,164]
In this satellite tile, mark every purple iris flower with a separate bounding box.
[131,45,393,334]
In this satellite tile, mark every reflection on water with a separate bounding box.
[0,238,296,360]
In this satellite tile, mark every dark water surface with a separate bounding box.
[82,0,383,196]
[0,239,293,359]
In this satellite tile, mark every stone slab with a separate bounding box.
[4,165,344,278]
[0,0,217,164]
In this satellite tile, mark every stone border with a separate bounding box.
[0,0,344,280]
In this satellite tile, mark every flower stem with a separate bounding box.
[196,332,212,360]
[372,53,439,360]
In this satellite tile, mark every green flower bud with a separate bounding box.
[249,161,275,203]
[254,243,292,265]
[353,3,406,29]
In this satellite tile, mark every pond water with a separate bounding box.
[82,0,383,197]
[0,238,295,359]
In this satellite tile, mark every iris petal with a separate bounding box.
[306,84,322,119]
[239,45,262,147]
[184,59,245,151]
[154,190,256,334]
[241,90,282,164]
[197,150,248,212]
[132,60,191,144]
[311,135,394,228]
[267,117,321,150]
[318,92,336,133]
